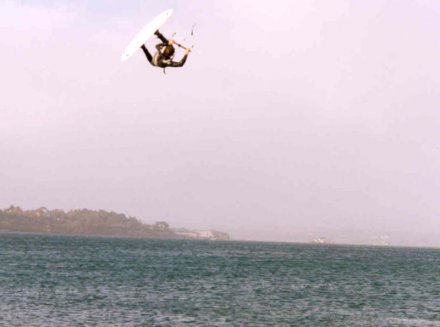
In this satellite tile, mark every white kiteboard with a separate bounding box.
[121,9,173,62]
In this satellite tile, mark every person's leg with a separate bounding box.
[154,30,168,44]
[141,44,153,63]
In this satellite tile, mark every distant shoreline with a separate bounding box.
[0,205,229,241]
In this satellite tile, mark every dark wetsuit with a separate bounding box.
[141,31,188,68]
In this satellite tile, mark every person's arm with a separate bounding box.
[169,48,190,67]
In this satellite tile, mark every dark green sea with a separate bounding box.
[1,234,440,326]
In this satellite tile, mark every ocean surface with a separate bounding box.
[1,234,440,326]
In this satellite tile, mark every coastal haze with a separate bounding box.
[1,0,440,246]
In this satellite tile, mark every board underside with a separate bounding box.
[121,9,173,62]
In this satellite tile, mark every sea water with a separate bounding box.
[1,233,440,326]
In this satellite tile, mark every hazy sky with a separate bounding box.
[1,0,440,246]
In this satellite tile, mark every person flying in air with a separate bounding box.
[141,30,190,69]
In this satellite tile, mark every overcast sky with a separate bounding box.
[1,0,440,246]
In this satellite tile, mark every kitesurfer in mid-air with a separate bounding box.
[141,30,190,68]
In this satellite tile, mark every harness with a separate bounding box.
[152,45,174,68]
